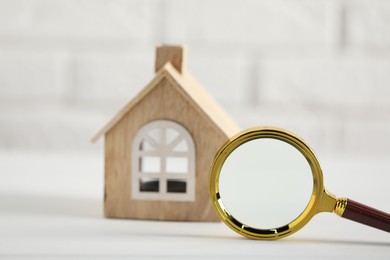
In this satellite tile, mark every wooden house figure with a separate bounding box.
[92,45,239,221]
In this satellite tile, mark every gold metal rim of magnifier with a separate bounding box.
[209,126,337,240]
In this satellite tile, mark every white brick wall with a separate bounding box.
[72,49,154,101]
[346,0,390,46]
[187,49,250,104]
[165,0,334,45]
[0,0,389,156]
[260,56,390,106]
[0,0,160,40]
[0,51,69,99]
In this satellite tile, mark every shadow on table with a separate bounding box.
[0,192,102,218]
[162,232,390,246]
[287,237,390,247]
[1,192,388,248]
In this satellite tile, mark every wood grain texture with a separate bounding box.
[96,45,239,221]
[104,73,239,221]
[342,199,390,232]
[92,63,238,143]
[155,45,185,73]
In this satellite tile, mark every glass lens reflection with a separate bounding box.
[218,138,313,229]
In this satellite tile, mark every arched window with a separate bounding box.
[131,120,195,201]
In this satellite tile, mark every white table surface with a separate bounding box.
[0,150,389,259]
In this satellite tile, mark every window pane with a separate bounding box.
[139,178,159,192]
[167,180,186,193]
[148,129,161,144]
[166,157,188,173]
[173,139,188,152]
[166,128,179,145]
[140,156,160,173]
[139,139,154,151]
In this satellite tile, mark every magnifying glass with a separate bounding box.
[209,126,390,240]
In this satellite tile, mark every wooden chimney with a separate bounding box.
[155,45,185,74]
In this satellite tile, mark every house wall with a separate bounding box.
[104,76,223,221]
[0,0,389,158]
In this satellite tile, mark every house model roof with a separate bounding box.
[92,46,239,143]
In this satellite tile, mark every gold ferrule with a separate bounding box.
[334,198,348,216]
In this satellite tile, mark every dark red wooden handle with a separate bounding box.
[341,199,390,232]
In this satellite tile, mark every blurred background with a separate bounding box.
[1,2,390,253]
[0,0,389,157]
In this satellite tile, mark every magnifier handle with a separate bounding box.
[337,198,390,232]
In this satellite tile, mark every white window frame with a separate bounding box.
[131,120,195,201]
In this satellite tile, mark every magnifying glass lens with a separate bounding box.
[218,138,313,229]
